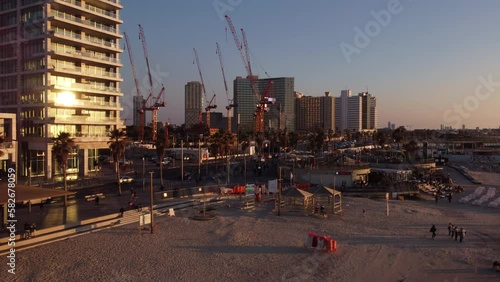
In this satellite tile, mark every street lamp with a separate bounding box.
[198,134,202,178]
[142,157,145,191]
[149,170,154,234]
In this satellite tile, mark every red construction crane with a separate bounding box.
[216,42,237,133]
[124,32,145,141]
[138,24,166,142]
[193,48,216,129]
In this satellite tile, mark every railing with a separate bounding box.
[53,65,120,79]
[53,29,118,49]
[51,10,116,33]
[54,82,120,93]
[58,0,118,19]
[52,47,119,64]
[52,98,119,108]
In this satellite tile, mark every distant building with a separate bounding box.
[335,90,377,133]
[185,81,203,128]
[295,92,335,133]
[0,113,18,173]
[320,92,336,133]
[359,92,377,131]
[234,76,295,133]
[133,96,144,127]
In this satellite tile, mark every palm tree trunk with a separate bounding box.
[63,165,68,207]
[160,163,164,188]
[116,162,122,195]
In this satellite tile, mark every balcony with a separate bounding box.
[54,82,121,95]
[51,47,121,65]
[50,10,120,36]
[52,65,121,80]
[51,98,120,108]
[55,0,123,23]
[52,29,121,52]
[52,115,118,124]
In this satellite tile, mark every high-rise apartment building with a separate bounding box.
[0,0,124,180]
[335,90,377,133]
[320,92,335,133]
[234,76,294,133]
[295,94,321,132]
[184,81,203,128]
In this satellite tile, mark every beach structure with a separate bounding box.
[309,185,342,214]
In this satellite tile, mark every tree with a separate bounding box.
[108,129,129,196]
[403,140,419,161]
[374,131,389,147]
[155,132,170,188]
[52,132,75,207]
[392,126,407,149]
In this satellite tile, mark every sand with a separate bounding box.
[3,191,499,282]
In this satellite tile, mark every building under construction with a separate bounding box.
[233,76,295,134]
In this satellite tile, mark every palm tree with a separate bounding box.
[155,133,170,188]
[392,126,407,149]
[403,140,419,161]
[52,132,75,207]
[108,129,129,196]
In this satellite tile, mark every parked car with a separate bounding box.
[119,176,135,184]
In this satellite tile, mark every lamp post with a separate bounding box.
[149,170,154,234]
[142,157,145,191]
[181,140,184,182]
[28,165,32,186]
[198,135,202,178]
[278,166,282,216]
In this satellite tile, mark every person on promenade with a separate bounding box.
[454,226,459,241]
[429,224,437,239]
[448,193,453,203]
[448,223,452,236]
[24,222,31,239]
[95,196,100,207]
[435,194,439,203]
[459,228,466,243]
[30,223,37,238]
[450,224,455,238]
[120,207,125,217]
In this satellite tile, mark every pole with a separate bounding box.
[198,139,201,177]
[150,171,154,233]
[181,140,184,182]
[244,155,247,184]
[142,157,145,191]
[226,156,230,185]
[28,166,31,186]
[278,167,282,216]
[386,192,389,216]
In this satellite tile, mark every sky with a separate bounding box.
[118,0,500,130]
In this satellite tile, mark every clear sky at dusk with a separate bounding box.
[119,0,500,129]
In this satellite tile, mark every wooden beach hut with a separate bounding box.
[281,187,313,214]
[309,185,342,214]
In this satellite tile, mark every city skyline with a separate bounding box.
[119,0,500,129]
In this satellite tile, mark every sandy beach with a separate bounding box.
[3,187,499,282]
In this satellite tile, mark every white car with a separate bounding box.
[119,176,135,184]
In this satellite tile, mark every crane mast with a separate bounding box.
[193,48,216,129]
[138,24,165,142]
[124,32,145,142]
[216,42,236,133]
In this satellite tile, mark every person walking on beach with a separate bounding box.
[429,224,437,239]
[459,228,466,243]
[454,226,459,241]
[95,195,100,207]
[119,207,125,217]
[450,224,455,238]
[448,193,452,203]
[435,194,439,203]
[448,223,452,236]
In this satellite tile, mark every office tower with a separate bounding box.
[234,76,295,133]
[359,92,377,131]
[133,95,144,127]
[185,81,203,128]
[0,0,124,179]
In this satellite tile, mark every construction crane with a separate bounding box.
[193,48,216,129]
[225,15,274,134]
[216,42,236,133]
[138,24,166,142]
[240,28,275,133]
[124,32,146,142]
